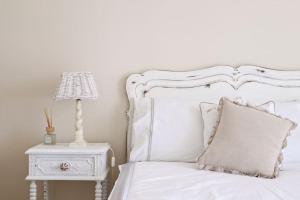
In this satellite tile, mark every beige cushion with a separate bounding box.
[198,98,296,178]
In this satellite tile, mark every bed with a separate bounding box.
[109,65,300,200]
[110,162,300,200]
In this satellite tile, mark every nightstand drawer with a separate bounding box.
[31,155,96,177]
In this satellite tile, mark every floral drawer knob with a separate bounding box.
[60,162,70,171]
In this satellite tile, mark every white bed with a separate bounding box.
[110,162,300,200]
[109,65,300,200]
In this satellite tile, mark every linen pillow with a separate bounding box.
[129,97,204,162]
[275,101,300,164]
[200,100,275,147]
[198,98,296,178]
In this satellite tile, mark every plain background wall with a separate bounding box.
[1,0,300,199]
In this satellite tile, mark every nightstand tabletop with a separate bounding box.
[25,143,111,154]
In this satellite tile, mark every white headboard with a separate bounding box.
[126,65,300,159]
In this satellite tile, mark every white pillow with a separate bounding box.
[129,97,204,162]
[275,101,300,164]
[199,102,219,147]
[200,100,275,148]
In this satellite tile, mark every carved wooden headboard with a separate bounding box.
[125,65,300,159]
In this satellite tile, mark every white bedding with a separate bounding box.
[109,162,300,200]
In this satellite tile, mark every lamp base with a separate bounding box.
[69,140,87,147]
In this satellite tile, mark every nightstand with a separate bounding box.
[25,143,111,200]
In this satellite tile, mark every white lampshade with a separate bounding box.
[55,72,98,100]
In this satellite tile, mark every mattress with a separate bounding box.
[109,161,300,200]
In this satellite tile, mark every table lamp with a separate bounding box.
[55,72,98,146]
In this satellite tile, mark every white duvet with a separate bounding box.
[109,162,300,200]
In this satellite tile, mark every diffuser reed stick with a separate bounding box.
[44,108,55,134]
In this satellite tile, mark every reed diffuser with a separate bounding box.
[43,108,56,145]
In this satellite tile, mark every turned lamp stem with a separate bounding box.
[70,99,86,146]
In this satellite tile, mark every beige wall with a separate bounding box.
[1,0,300,199]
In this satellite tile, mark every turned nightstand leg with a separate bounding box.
[102,179,108,200]
[29,181,37,200]
[43,181,49,200]
[95,181,102,200]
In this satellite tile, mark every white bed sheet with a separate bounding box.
[109,162,300,200]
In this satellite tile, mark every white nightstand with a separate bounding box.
[25,143,111,200]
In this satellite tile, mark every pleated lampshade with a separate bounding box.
[55,72,98,100]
